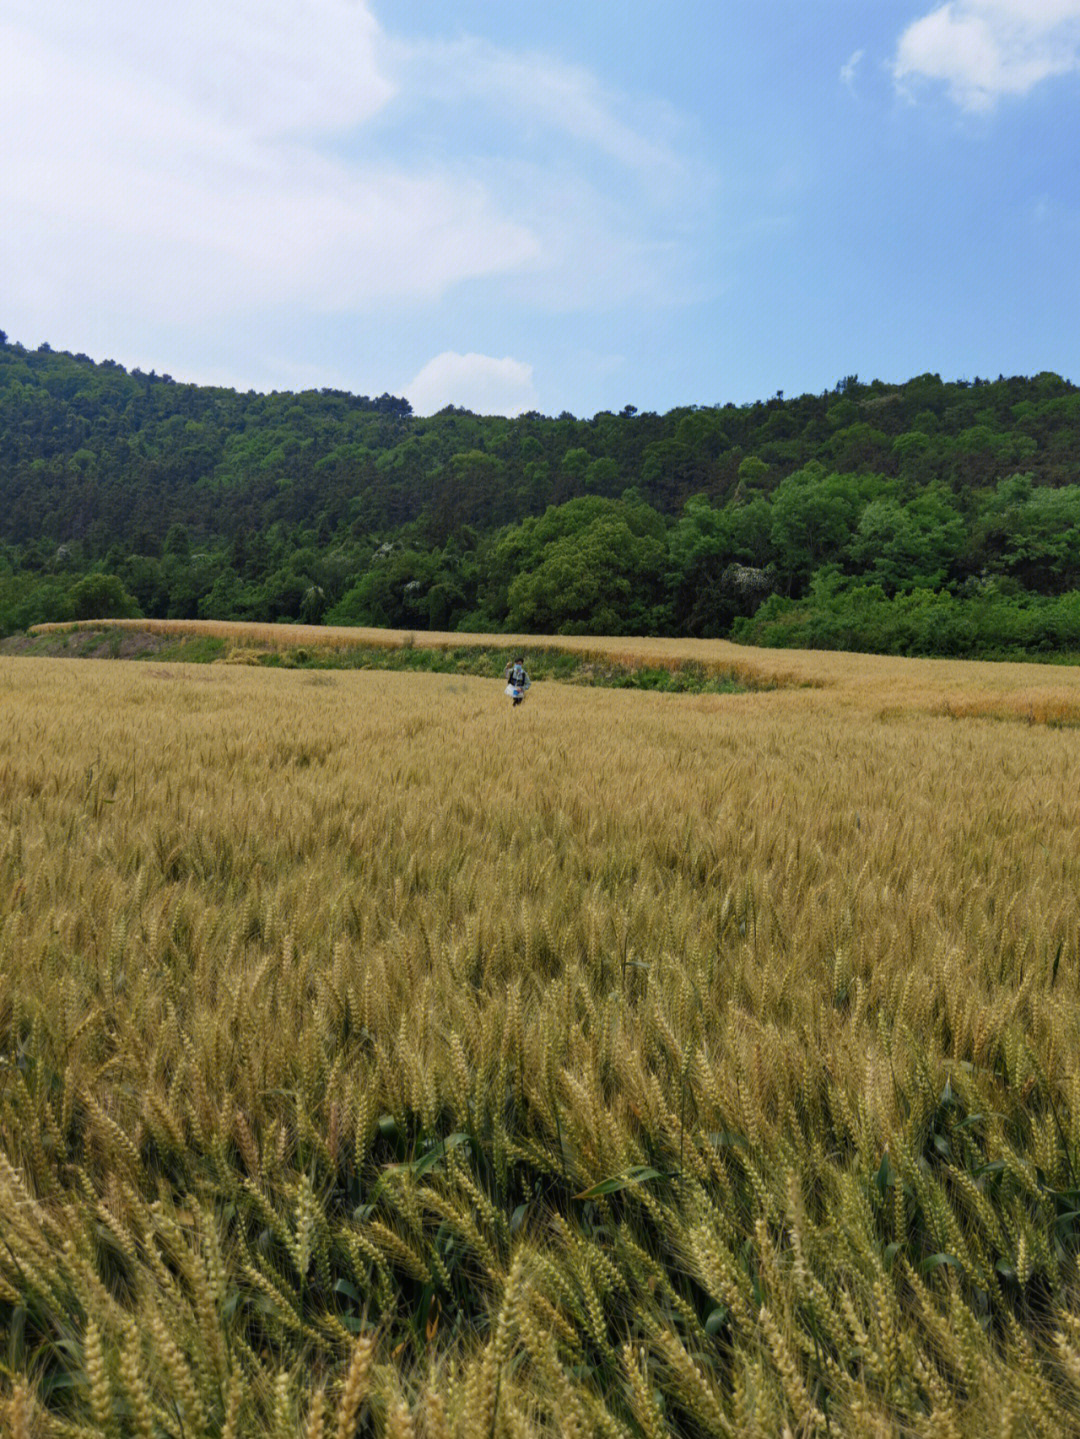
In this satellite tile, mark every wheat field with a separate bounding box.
[3,648,1080,1436]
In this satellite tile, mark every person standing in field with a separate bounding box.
[504,655,531,706]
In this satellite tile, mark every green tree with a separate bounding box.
[561,447,591,481]
[585,457,620,493]
[847,486,964,593]
[506,508,668,634]
[769,464,865,592]
[163,524,191,562]
[69,573,140,620]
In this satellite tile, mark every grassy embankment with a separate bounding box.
[17,619,768,695]
[23,614,1080,722]
[4,642,1080,1433]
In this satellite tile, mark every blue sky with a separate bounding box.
[3,1,1080,415]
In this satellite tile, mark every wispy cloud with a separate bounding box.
[377,31,703,308]
[894,0,1080,111]
[841,50,865,89]
[394,35,686,178]
[406,352,538,416]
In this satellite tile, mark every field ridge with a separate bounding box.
[24,614,1080,723]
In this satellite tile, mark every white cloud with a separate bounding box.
[0,0,703,390]
[3,0,395,140]
[894,1,1080,110]
[406,352,538,416]
[0,0,541,334]
[841,50,865,89]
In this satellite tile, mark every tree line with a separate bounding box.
[3,333,1080,656]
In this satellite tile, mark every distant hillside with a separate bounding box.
[3,332,1080,655]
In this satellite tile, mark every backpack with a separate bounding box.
[510,662,526,688]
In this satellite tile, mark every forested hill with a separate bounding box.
[4,332,1080,655]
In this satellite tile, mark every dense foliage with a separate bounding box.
[3,333,1080,653]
